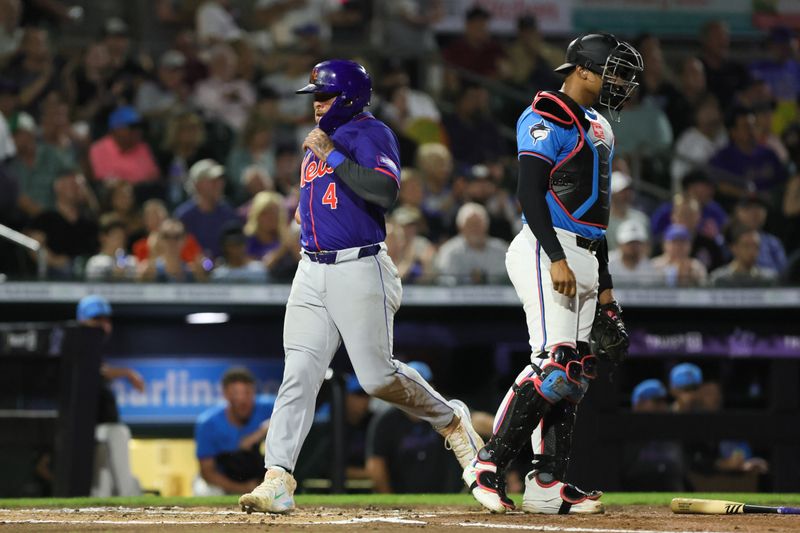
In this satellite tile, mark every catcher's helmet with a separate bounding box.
[296,59,372,133]
[555,33,643,120]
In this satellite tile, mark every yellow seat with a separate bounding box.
[129,439,199,497]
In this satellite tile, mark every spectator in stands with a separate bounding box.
[211,222,267,283]
[26,170,98,278]
[137,218,208,282]
[442,82,504,167]
[76,295,143,497]
[749,26,800,133]
[132,198,202,263]
[780,126,800,253]
[236,165,274,216]
[729,196,787,273]
[708,107,787,208]
[101,180,144,244]
[260,47,317,136]
[653,171,727,243]
[457,163,515,242]
[651,224,707,287]
[5,27,60,116]
[173,29,209,87]
[739,79,790,164]
[434,202,508,285]
[157,111,214,208]
[101,17,146,100]
[669,194,726,273]
[89,106,160,184]
[62,41,114,127]
[193,43,256,132]
[243,191,298,279]
[85,214,138,281]
[9,111,72,217]
[386,207,436,284]
[670,93,727,187]
[38,92,78,162]
[622,379,686,491]
[377,64,443,146]
[607,167,650,250]
[504,15,561,92]
[254,0,342,50]
[174,158,239,258]
[194,367,275,495]
[366,362,463,493]
[0,0,22,63]
[416,143,456,241]
[135,49,190,121]
[225,112,276,197]
[699,20,751,109]
[669,56,709,138]
[442,5,505,80]
[196,0,243,45]
[608,219,653,287]
[711,226,778,287]
[636,34,683,123]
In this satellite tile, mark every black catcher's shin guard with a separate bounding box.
[532,400,577,481]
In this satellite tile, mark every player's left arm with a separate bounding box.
[303,128,398,209]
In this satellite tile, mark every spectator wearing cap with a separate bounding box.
[458,163,515,241]
[194,366,276,495]
[652,171,727,243]
[623,378,686,491]
[9,111,73,217]
[442,5,506,79]
[669,362,720,413]
[711,225,778,287]
[608,219,653,287]
[434,202,508,285]
[607,166,650,250]
[730,196,786,272]
[211,222,267,283]
[366,361,464,493]
[243,191,299,280]
[667,193,726,272]
[76,294,144,497]
[138,218,209,282]
[135,49,190,120]
[26,169,98,278]
[651,224,707,287]
[89,106,160,184]
[504,15,561,91]
[708,106,787,207]
[385,206,436,284]
[670,93,727,186]
[193,43,255,132]
[175,158,239,258]
[84,213,138,281]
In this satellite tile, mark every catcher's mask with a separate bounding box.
[555,33,644,121]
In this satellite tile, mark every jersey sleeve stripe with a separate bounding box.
[519,151,553,164]
[374,166,400,182]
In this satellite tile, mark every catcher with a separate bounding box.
[463,32,640,514]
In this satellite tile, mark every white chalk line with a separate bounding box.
[454,522,735,533]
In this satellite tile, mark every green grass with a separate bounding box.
[1,492,799,509]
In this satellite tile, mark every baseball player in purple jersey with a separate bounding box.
[462,34,642,514]
[239,60,483,514]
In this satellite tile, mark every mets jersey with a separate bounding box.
[299,112,401,252]
[517,91,615,240]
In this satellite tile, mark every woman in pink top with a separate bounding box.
[89,106,160,184]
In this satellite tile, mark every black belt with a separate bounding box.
[575,235,602,253]
[304,244,381,264]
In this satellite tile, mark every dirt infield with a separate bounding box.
[0,505,797,532]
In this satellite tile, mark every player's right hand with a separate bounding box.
[550,259,577,298]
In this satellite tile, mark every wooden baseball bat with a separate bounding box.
[671,498,800,515]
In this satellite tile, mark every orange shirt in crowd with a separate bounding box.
[132,234,202,263]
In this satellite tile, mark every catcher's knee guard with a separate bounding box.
[480,368,550,470]
[535,345,592,404]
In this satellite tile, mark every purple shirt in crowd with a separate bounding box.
[174,199,239,258]
[245,235,280,260]
[708,143,787,193]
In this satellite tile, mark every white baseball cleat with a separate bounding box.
[440,399,485,469]
[463,458,515,513]
[239,467,297,514]
[521,471,604,514]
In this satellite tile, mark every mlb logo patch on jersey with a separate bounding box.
[529,121,551,143]
[377,154,399,176]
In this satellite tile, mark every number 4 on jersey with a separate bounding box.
[322,183,338,209]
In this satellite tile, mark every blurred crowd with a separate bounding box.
[0,1,799,286]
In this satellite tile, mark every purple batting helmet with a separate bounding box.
[296,59,372,134]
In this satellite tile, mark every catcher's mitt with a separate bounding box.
[590,301,629,365]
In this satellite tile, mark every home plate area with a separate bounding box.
[0,506,797,532]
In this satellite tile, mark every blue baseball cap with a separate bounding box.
[664,224,691,242]
[77,295,112,321]
[108,106,142,130]
[670,363,703,389]
[407,361,433,382]
[631,379,667,406]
